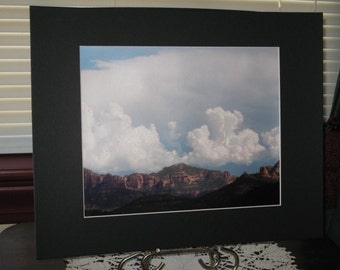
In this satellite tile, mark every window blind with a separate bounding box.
[0,0,339,154]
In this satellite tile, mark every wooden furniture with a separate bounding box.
[0,154,34,224]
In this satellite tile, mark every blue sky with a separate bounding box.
[80,46,280,176]
[80,46,162,70]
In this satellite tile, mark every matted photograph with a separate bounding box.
[80,46,281,217]
[31,7,323,259]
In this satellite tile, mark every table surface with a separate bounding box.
[1,222,340,270]
[0,222,65,270]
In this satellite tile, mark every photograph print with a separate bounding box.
[80,46,281,218]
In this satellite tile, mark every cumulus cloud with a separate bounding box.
[82,102,179,174]
[184,108,265,167]
[80,47,281,174]
[82,103,275,174]
[261,126,280,158]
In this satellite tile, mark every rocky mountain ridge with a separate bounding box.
[84,162,280,215]
[84,163,236,196]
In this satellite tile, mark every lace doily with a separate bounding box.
[65,242,298,270]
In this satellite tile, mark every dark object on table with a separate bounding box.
[278,238,340,269]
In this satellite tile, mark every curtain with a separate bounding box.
[325,68,340,246]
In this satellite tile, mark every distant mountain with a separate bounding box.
[84,162,280,216]
[153,162,234,183]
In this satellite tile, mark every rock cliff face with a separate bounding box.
[84,163,236,195]
[84,162,280,215]
[259,161,280,180]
